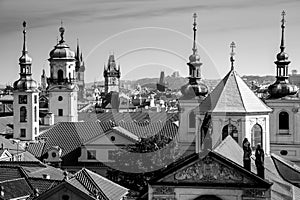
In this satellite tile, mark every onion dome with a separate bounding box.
[268,81,298,98]
[181,81,208,98]
[13,78,38,91]
[49,23,75,60]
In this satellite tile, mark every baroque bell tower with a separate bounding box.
[47,23,78,123]
[13,21,39,141]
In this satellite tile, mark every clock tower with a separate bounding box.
[47,23,78,123]
[103,54,121,93]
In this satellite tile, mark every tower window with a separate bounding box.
[279,111,289,130]
[19,95,27,104]
[35,127,37,135]
[58,96,63,101]
[222,124,238,142]
[251,124,262,150]
[57,70,64,83]
[34,95,37,104]
[34,106,37,122]
[20,106,27,122]
[189,111,196,128]
[58,109,63,116]
[20,129,26,137]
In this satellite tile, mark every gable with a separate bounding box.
[84,130,136,146]
[155,152,270,188]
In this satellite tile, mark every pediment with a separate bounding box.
[156,153,270,187]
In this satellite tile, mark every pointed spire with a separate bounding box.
[76,38,80,58]
[59,20,65,43]
[280,10,286,52]
[192,13,198,55]
[22,21,27,54]
[230,41,236,70]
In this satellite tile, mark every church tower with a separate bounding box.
[178,13,208,152]
[103,54,121,93]
[75,39,86,101]
[13,21,39,141]
[266,11,300,164]
[47,23,78,123]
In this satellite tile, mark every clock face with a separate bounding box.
[111,77,117,84]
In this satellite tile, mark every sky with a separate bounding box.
[1,0,300,85]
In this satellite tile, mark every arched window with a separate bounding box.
[251,124,262,149]
[189,111,196,128]
[195,195,222,200]
[279,111,289,130]
[222,124,238,142]
[34,106,37,122]
[57,69,64,82]
[20,106,27,122]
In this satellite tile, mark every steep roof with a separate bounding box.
[199,70,272,113]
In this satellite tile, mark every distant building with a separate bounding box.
[157,71,166,92]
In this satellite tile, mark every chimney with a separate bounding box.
[42,174,50,179]
[34,188,39,197]
[63,170,69,181]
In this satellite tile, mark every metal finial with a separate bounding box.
[59,20,65,43]
[280,10,286,52]
[230,41,236,70]
[22,21,27,53]
[192,13,198,54]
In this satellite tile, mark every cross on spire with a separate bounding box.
[230,41,236,70]
[59,20,65,43]
[192,13,198,54]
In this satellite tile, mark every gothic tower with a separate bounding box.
[178,13,208,152]
[47,23,78,123]
[103,54,121,93]
[75,39,86,101]
[13,21,39,141]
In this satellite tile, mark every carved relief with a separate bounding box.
[174,156,248,183]
[153,186,175,195]
[243,188,265,197]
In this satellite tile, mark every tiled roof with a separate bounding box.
[37,122,112,158]
[78,112,179,123]
[0,161,65,181]
[26,141,45,158]
[214,136,298,200]
[199,70,272,113]
[84,168,128,200]
[0,178,32,199]
[70,168,128,200]
[0,166,24,182]
[28,178,61,194]
[36,121,178,161]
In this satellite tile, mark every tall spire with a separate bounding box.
[280,10,286,53]
[230,41,236,70]
[192,13,198,55]
[22,21,27,54]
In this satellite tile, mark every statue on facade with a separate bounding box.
[255,144,265,179]
[242,138,252,171]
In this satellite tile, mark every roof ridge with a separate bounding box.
[75,168,108,200]
[0,177,25,183]
[232,70,247,112]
